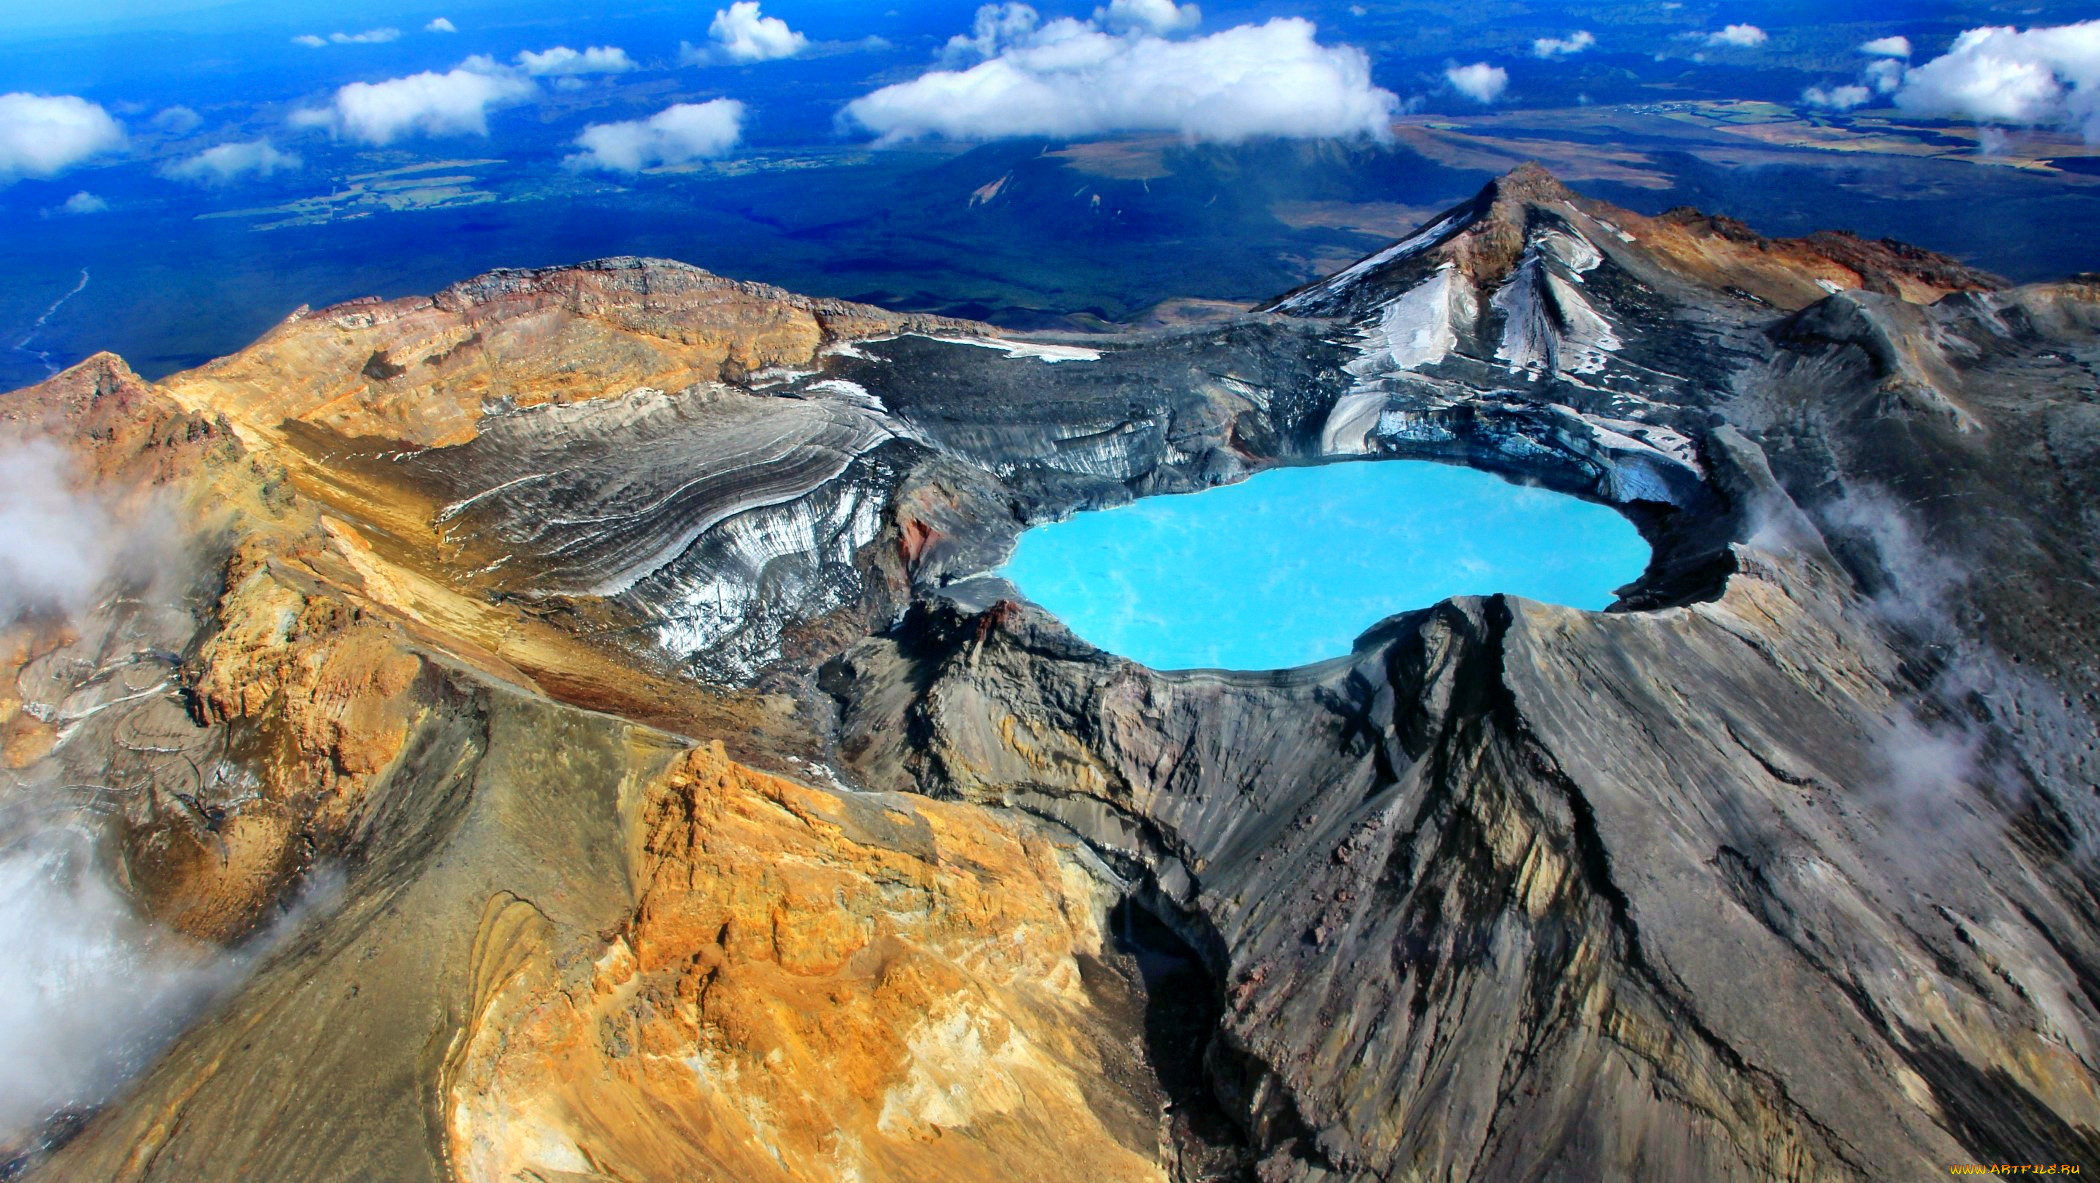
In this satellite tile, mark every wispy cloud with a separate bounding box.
[151,106,201,135]
[1705,24,1768,48]
[294,28,401,47]
[1532,30,1594,59]
[1802,84,1870,110]
[565,99,745,172]
[160,139,301,185]
[515,45,637,76]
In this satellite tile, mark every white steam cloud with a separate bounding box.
[1861,35,1911,58]
[845,14,1398,144]
[565,99,746,172]
[0,442,124,618]
[515,45,636,76]
[1094,0,1199,36]
[705,2,808,62]
[1895,20,2100,143]
[160,139,301,185]
[1445,61,1508,102]
[1705,24,1769,48]
[0,94,123,185]
[1533,30,1595,59]
[294,60,535,145]
[0,826,234,1145]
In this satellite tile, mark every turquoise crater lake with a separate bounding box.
[998,460,1652,671]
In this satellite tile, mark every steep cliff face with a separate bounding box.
[7,169,2099,1183]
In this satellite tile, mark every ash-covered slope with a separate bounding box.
[5,168,2098,1183]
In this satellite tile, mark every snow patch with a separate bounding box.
[926,335,1103,363]
[1275,208,1474,311]
[804,379,883,411]
[1491,248,1622,379]
[654,483,887,676]
[1346,263,1469,377]
[1322,264,1479,455]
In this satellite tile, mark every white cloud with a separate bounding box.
[297,28,399,46]
[1445,61,1508,102]
[0,94,123,184]
[161,139,301,185]
[707,2,808,62]
[427,17,457,33]
[1094,0,1199,36]
[565,99,745,172]
[1866,58,1906,93]
[1802,84,1871,110]
[516,45,636,76]
[57,190,107,214]
[1705,24,1768,48]
[846,16,1398,143]
[151,105,202,134]
[1532,30,1594,58]
[943,2,1043,62]
[1861,35,1911,58]
[301,62,534,145]
[1895,20,2100,142]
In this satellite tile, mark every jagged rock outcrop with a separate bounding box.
[7,167,2100,1183]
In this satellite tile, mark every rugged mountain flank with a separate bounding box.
[5,167,2098,1182]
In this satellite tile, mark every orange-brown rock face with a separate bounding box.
[1581,197,2002,309]
[162,257,978,449]
[190,545,431,812]
[447,743,1164,1183]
